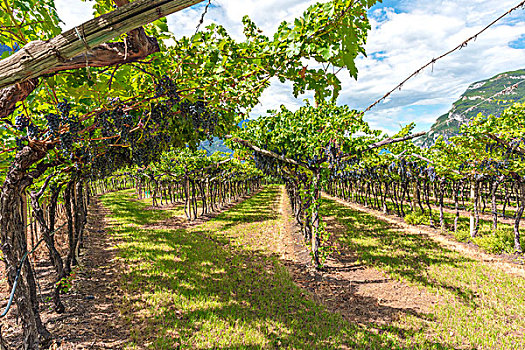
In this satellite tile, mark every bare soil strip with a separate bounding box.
[51,196,129,349]
[322,192,525,279]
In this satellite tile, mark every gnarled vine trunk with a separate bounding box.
[514,179,525,253]
[0,144,55,348]
[311,170,321,269]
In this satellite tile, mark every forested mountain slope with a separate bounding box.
[418,69,525,147]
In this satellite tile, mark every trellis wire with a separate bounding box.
[195,0,212,35]
[363,0,525,114]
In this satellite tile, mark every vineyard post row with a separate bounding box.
[90,153,264,221]
[229,103,426,268]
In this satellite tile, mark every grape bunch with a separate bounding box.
[120,112,134,139]
[66,113,80,140]
[15,136,28,150]
[155,75,181,103]
[15,115,30,131]
[325,140,342,169]
[178,98,219,140]
[14,114,42,139]
[27,123,40,139]
[150,103,170,126]
[111,107,125,129]
[99,111,115,139]
[54,98,82,152]
[44,113,61,137]
[60,132,73,151]
[57,98,71,120]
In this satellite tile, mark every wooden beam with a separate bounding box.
[230,137,310,169]
[0,0,204,90]
[366,131,426,151]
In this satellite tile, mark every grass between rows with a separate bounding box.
[321,197,525,350]
[359,194,525,254]
[100,186,525,349]
[101,187,398,349]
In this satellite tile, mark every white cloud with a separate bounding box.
[340,0,525,134]
[166,0,319,40]
[54,0,94,30]
[249,78,314,117]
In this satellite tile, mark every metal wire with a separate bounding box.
[194,0,212,35]
[0,223,66,318]
[363,0,525,114]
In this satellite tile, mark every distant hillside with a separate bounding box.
[417,69,525,147]
[198,137,233,156]
[0,44,12,57]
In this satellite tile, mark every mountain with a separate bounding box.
[198,137,233,156]
[198,120,251,156]
[417,69,525,147]
[0,44,12,57]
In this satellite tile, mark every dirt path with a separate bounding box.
[323,192,525,279]
[49,197,129,349]
[276,187,439,326]
[0,197,129,349]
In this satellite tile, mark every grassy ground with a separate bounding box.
[101,189,184,226]
[321,197,525,350]
[101,187,405,349]
[354,194,524,254]
[99,187,525,349]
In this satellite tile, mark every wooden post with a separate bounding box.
[469,180,475,237]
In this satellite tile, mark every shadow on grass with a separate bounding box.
[101,189,182,226]
[103,186,459,349]
[320,198,479,306]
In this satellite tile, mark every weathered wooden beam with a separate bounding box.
[230,137,310,169]
[340,131,426,162]
[0,0,204,90]
[0,27,159,119]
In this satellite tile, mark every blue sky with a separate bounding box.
[510,34,525,49]
[369,0,405,15]
[54,0,525,135]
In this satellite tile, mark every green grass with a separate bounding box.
[357,193,524,254]
[101,189,184,226]
[104,186,444,349]
[99,186,525,349]
[321,198,525,350]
